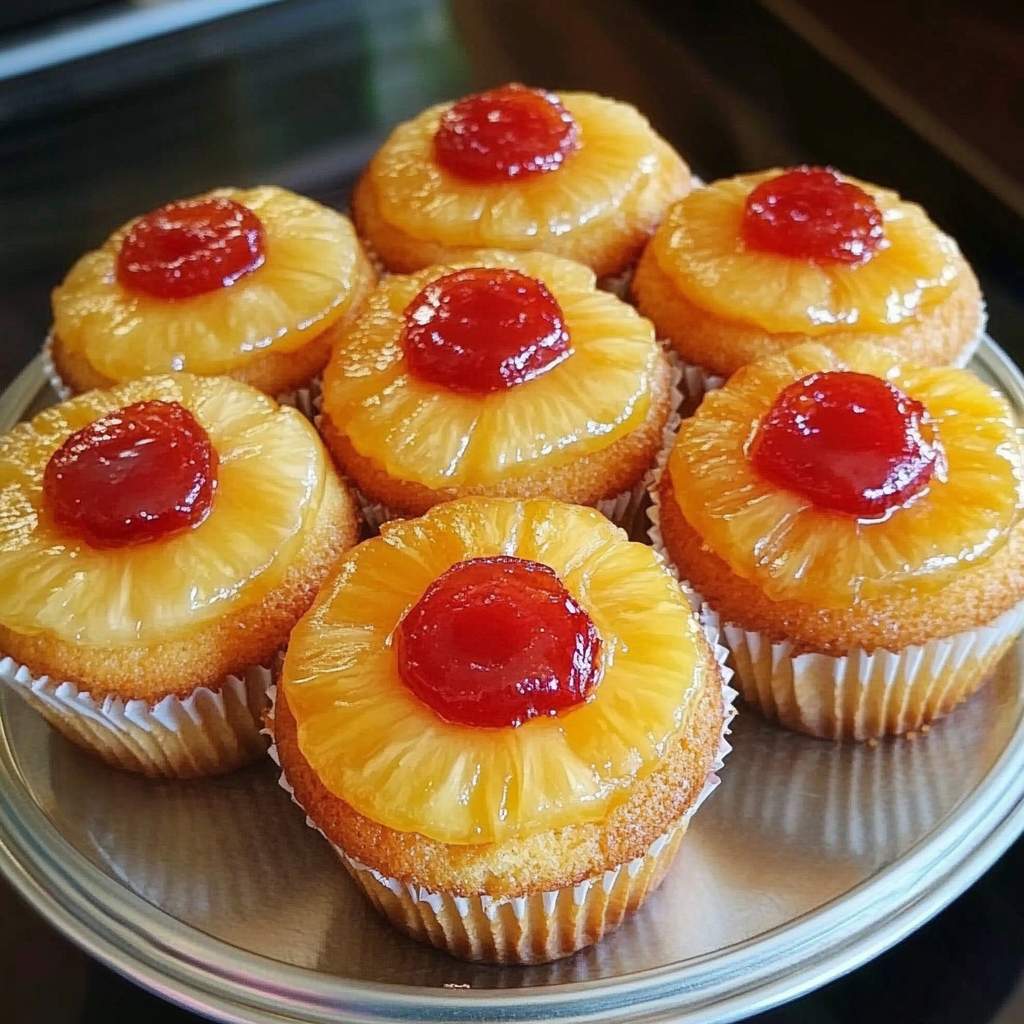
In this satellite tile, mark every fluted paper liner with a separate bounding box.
[267,601,736,963]
[648,435,1024,740]
[0,656,272,777]
[41,330,320,420]
[40,331,72,401]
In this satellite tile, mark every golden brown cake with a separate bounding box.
[634,167,984,406]
[0,374,361,776]
[351,83,690,279]
[271,497,732,963]
[48,186,377,412]
[319,249,674,533]
[653,340,1024,740]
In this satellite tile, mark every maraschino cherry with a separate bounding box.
[750,370,945,520]
[117,197,266,300]
[743,167,886,265]
[44,400,217,548]
[402,267,571,394]
[397,556,602,728]
[433,83,579,184]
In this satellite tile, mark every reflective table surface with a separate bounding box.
[2,1,1024,1021]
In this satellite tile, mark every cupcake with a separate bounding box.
[270,497,733,963]
[48,186,377,415]
[633,167,985,406]
[0,374,361,776]
[319,249,675,534]
[351,83,690,283]
[653,340,1024,740]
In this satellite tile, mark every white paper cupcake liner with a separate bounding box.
[274,376,321,420]
[266,593,736,963]
[674,357,727,411]
[0,656,272,777]
[716,598,1024,740]
[597,265,635,301]
[41,330,321,420]
[40,330,72,400]
[648,450,1024,740]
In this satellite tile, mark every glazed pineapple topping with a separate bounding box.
[742,166,886,266]
[433,83,579,183]
[116,196,266,300]
[750,370,944,520]
[397,555,601,728]
[402,266,571,394]
[43,399,217,548]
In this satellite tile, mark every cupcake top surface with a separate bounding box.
[649,168,961,334]
[280,497,713,845]
[0,374,331,645]
[667,340,1024,608]
[52,186,366,379]
[361,85,677,249]
[321,249,663,488]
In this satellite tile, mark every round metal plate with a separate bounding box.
[2,341,1024,1023]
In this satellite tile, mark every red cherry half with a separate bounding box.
[433,83,579,184]
[742,166,886,265]
[397,556,602,728]
[116,197,266,300]
[44,400,217,548]
[750,370,944,519]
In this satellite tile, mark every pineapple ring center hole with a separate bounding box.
[433,83,579,183]
[116,197,267,300]
[396,555,601,728]
[742,166,887,265]
[749,370,946,520]
[401,267,572,395]
[43,400,219,548]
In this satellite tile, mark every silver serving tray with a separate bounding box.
[2,342,1024,1024]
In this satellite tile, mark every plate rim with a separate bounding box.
[2,339,1024,1024]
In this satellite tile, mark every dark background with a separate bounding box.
[1,1,1024,1021]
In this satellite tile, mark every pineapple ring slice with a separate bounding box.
[0,375,328,645]
[651,171,960,333]
[364,92,664,248]
[52,186,364,378]
[321,250,660,488]
[281,498,710,845]
[668,341,1024,608]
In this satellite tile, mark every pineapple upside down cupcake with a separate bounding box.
[270,497,734,963]
[319,249,676,534]
[653,340,1024,741]
[351,83,690,283]
[47,186,377,415]
[633,167,985,406]
[0,374,360,777]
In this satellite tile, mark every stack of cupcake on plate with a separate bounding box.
[0,80,1020,964]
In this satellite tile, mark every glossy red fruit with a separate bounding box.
[742,166,885,265]
[751,371,944,519]
[44,400,217,548]
[433,83,579,183]
[397,556,602,728]
[402,267,570,394]
[116,197,266,300]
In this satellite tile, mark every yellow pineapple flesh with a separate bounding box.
[52,187,364,379]
[0,374,328,645]
[281,498,709,845]
[366,93,664,249]
[668,341,1024,608]
[321,249,659,489]
[652,171,960,333]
